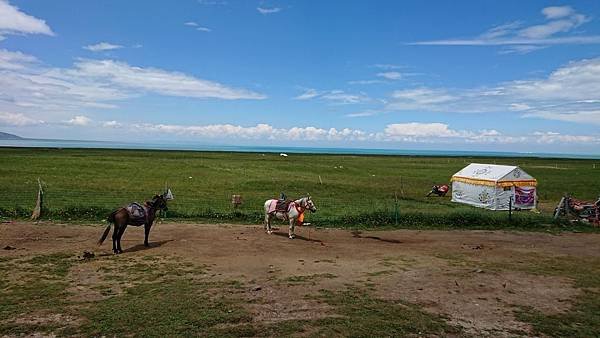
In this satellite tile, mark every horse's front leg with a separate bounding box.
[266,214,273,234]
[144,222,152,247]
[288,218,295,239]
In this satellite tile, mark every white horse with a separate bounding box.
[263,196,317,239]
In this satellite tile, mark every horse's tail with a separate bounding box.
[98,210,116,245]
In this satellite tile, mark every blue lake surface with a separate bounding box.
[1,138,599,159]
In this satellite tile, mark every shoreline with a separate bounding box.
[1,140,599,160]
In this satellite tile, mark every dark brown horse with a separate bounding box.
[98,194,168,254]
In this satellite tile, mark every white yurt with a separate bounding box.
[451,163,537,211]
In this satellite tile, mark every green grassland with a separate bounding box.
[1,147,599,228]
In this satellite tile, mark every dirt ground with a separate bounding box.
[2,221,600,336]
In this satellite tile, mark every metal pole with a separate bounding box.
[508,196,512,222]
[394,192,399,226]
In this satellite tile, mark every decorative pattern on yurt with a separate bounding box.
[451,163,537,211]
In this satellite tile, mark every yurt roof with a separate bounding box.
[451,163,535,183]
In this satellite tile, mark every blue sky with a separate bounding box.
[1,0,600,153]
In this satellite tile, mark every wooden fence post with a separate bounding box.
[31,178,44,221]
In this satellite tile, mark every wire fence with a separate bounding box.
[0,180,554,229]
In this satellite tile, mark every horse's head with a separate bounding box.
[150,194,169,212]
[304,196,317,213]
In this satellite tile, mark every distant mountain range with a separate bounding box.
[0,132,23,140]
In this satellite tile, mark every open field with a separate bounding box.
[1,147,599,229]
[2,221,600,337]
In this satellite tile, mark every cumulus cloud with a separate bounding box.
[0,0,54,40]
[257,7,281,14]
[15,114,595,146]
[65,115,92,126]
[131,123,369,141]
[54,120,590,146]
[0,112,44,126]
[102,120,122,128]
[410,6,598,53]
[83,42,123,52]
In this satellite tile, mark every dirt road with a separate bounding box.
[2,221,599,336]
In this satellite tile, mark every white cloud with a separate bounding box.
[387,88,456,111]
[102,120,122,128]
[197,0,227,5]
[294,88,320,100]
[542,6,574,19]
[65,115,92,126]
[321,90,369,104]
[10,110,592,146]
[531,131,599,144]
[71,59,265,100]
[410,6,597,53]
[384,57,600,125]
[83,42,123,52]
[519,10,587,39]
[0,0,53,39]
[294,88,369,104]
[0,111,44,126]
[131,123,369,141]
[0,49,37,70]
[185,22,211,32]
[257,7,281,15]
[346,110,381,117]
[348,79,384,85]
[80,120,598,145]
[376,71,402,80]
[0,51,266,119]
[372,64,403,70]
[384,122,460,138]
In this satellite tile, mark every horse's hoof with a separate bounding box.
[267,230,273,234]
[289,235,295,239]
[144,243,149,247]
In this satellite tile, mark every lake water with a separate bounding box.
[1,138,598,159]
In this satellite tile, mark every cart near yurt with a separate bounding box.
[450,163,537,211]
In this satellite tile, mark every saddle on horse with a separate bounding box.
[275,199,291,212]
[275,192,290,212]
[126,202,148,226]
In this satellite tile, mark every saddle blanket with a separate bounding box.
[126,202,148,226]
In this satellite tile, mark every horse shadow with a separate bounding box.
[124,239,174,253]
[273,231,323,243]
[350,230,402,244]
